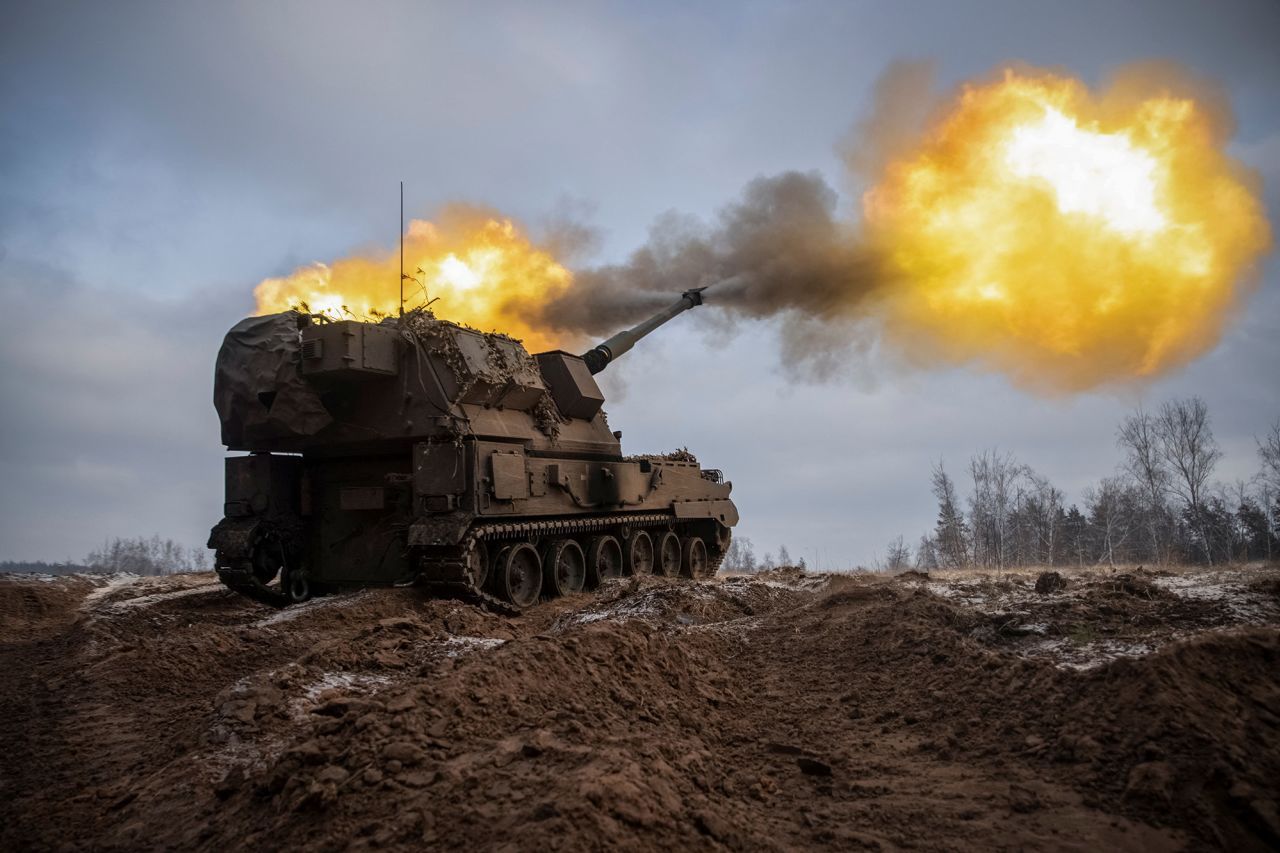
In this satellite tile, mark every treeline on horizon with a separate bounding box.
[1,535,209,576]
[893,397,1280,572]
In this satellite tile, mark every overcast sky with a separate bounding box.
[2,0,1277,567]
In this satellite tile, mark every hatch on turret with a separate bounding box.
[535,351,605,420]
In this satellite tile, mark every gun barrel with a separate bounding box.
[581,288,705,374]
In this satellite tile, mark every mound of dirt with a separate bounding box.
[0,565,1277,851]
[1034,571,1066,594]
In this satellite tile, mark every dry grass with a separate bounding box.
[918,560,1279,583]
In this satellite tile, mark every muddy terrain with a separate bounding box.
[1,564,1277,851]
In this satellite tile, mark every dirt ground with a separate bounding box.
[1,563,1277,852]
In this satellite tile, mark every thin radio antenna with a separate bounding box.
[399,181,405,318]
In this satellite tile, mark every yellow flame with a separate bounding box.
[864,67,1271,391]
[1004,106,1166,235]
[253,209,572,351]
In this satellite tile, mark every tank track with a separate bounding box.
[703,544,728,579]
[217,512,728,613]
[414,539,523,617]
[416,512,672,614]
[471,511,676,542]
[417,512,727,612]
[214,558,292,609]
[211,518,296,608]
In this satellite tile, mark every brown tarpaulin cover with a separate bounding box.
[213,311,332,448]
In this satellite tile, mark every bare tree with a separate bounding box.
[1154,398,1222,564]
[968,449,1023,570]
[1259,418,1280,492]
[723,536,757,573]
[1256,419,1280,561]
[1118,406,1173,563]
[85,535,209,575]
[915,534,939,571]
[1017,469,1063,566]
[931,460,970,569]
[884,535,912,572]
[1084,476,1138,567]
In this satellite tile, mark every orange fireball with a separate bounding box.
[863,66,1272,391]
[254,207,573,351]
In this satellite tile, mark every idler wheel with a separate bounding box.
[486,546,512,595]
[467,539,490,590]
[624,530,654,576]
[251,535,284,585]
[586,536,623,588]
[286,571,312,604]
[681,537,708,578]
[494,542,542,609]
[656,531,681,576]
[542,539,586,597]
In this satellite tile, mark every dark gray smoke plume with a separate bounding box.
[536,172,889,369]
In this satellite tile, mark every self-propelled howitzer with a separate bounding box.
[208,289,737,609]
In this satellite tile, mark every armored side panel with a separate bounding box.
[414,441,467,512]
[303,455,414,584]
[222,454,303,519]
[300,321,400,379]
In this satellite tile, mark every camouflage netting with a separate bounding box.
[629,447,699,464]
[399,309,567,440]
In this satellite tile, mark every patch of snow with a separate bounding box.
[571,598,661,624]
[721,575,830,593]
[1020,637,1164,670]
[1152,572,1280,624]
[301,671,392,701]
[254,590,372,627]
[92,582,222,613]
[441,636,507,657]
[80,573,141,608]
[683,614,767,638]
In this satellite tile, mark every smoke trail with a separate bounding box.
[535,171,890,374]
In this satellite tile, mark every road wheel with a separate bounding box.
[624,530,654,575]
[494,543,542,609]
[586,536,623,588]
[681,537,708,579]
[656,531,681,576]
[542,539,586,597]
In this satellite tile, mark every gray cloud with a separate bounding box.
[0,259,237,560]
